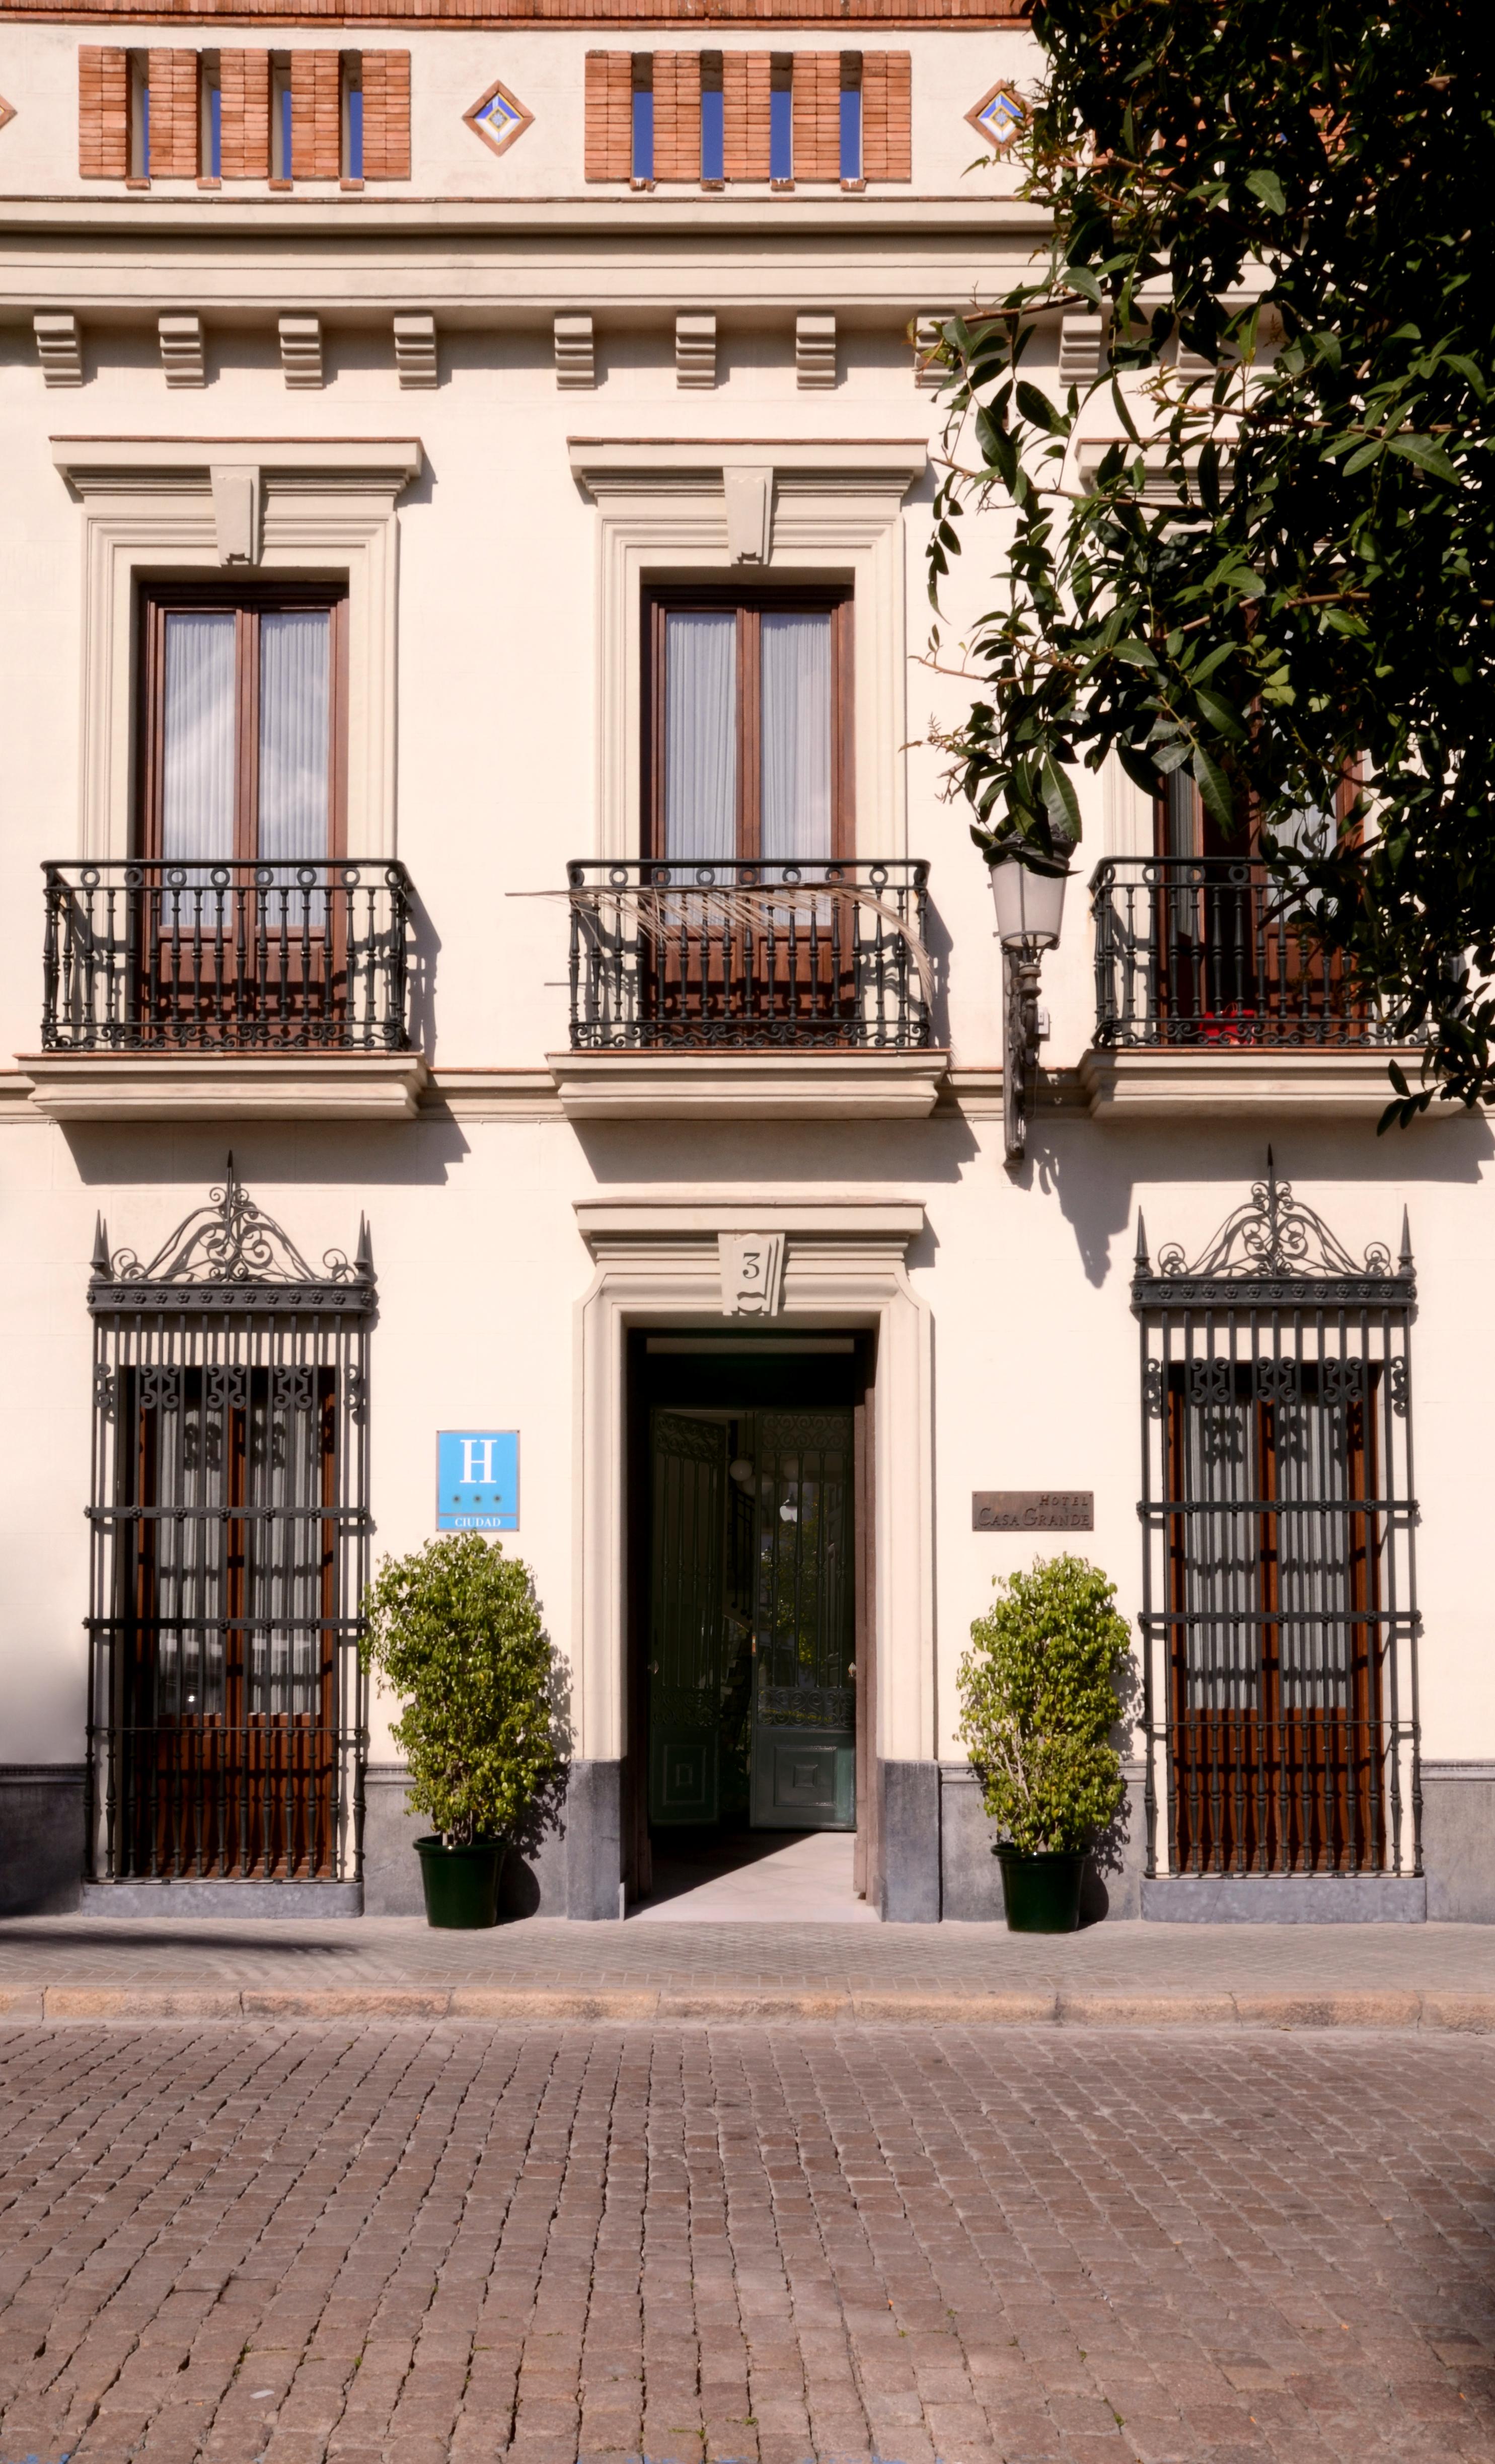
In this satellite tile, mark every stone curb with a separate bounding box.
[1,1982,1493,2029]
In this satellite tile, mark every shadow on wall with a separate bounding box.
[58,1114,473,1197]
[1021,1109,1495,1291]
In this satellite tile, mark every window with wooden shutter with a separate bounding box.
[359,51,410,181]
[723,51,771,180]
[1135,1170,1419,1884]
[291,50,342,179]
[792,52,841,183]
[860,51,911,180]
[220,50,270,179]
[652,52,700,183]
[79,47,129,179]
[146,49,200,178]
[584,51,633,180]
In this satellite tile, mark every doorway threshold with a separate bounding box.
[630,1830,878,1923]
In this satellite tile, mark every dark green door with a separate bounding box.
[750,1410,856,1830]
[648,1410,727,1825]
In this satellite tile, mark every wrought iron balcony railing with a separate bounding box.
[1092,856,1398,1050]
[565,858,934,1052]
[42,859,413,1053]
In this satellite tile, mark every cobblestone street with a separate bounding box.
[2,2025,1494,2464]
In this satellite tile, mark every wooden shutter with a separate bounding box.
[861,51,911,180]
[146,49,200,178]
[220,51,270,179]
[652,51,700,182]
[361,52,410,180]
[79,47,129,179]
[291,50,341,179]
[584,51,632,180]
[723,51,771,180]
[792,53,841,182]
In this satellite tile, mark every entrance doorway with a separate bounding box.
[625,1329,874,1909]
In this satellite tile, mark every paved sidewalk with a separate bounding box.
[4,1914,1495,2027]
[2,2021,1493,2464]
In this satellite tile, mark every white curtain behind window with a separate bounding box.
[761,611,832,864]
[258,610,331,866]
[163,612,236,865]
[665,610,736,861]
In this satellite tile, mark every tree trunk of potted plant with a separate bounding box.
[361,1533,563,1931]
[958,1554,1132,1935]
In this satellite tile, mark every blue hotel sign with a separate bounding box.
[437,1431,519,1532]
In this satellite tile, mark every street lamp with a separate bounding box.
[987,837,1072,1165]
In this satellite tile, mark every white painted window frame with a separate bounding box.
[567,438,928,861]
[49,436,422,861]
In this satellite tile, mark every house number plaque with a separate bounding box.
[972,1490,1094,1532]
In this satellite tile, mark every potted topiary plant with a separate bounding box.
[361,1532,561,1929]
[957,1552,1131,1933]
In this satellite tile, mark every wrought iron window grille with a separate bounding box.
[562,858,934,1052]
[1092,856,1404,1050]
[42,858,413,1054]
[1133,1154,1419,1884]
[86,1161,373,1888]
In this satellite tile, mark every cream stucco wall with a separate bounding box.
[0,15,1489,1885]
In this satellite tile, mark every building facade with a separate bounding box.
[1,0,1490,1924]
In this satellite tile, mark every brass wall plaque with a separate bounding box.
[973,1490,1094,1532]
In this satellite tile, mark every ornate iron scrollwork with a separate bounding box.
[1134,1151,1413,1307]
[91,1157,371,1294]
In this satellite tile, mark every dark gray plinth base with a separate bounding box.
[362,1765,569,1920]
[361,1765,428,1917]
[1422,1766,1495,1921]
[1142,1874,1427,1923]
[80,1879,363,1917]
[938,1763,1145,1923]
[566,1760,624,1921]
[0,1767,86,1914]
[878,1759,940,1923]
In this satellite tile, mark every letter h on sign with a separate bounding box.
[437,1430,519,1531]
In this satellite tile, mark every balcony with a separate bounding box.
[549,859,946,1121]
[1080,857,1415,1121]
[24,859,427,1122]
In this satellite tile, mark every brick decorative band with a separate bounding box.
[11,0,1026,22]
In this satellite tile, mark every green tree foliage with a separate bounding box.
[927,0,1492,1121]
[957,1554,1130,1855]
[361,1534,562,1849]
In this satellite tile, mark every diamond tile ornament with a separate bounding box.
[464,76,534,160]
[0,91,15,135]
[966,81,1027,151]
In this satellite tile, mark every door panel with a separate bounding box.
[750,1409,856,1831]
[648,1410,727,1827]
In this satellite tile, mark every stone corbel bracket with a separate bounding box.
[50,435,422,861]
[567,436,927,859]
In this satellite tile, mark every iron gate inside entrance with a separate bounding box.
[1134,1162,1419,1881]
[639,1337,864,1847]
[86,1166,373,1885]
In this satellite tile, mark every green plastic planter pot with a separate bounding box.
[995,1845,1086,1934]
[414,1836,506,1929]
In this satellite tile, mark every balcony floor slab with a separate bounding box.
[20,1052,429,1123]
[548,1048,948,1122]
[1080,1045,1426,1121]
